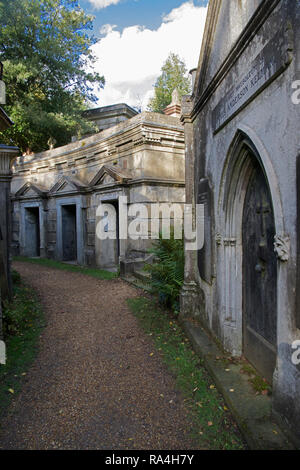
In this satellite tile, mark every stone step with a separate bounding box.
[122,275,152,293]
[132,268,151,283]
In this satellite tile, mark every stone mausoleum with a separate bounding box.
[0,61,19,348]
[11,98,185,273]
[181,0,300,445]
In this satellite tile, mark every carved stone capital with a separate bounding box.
[0,145,19,176]
[274,234,290,262]
[215,233,222,245]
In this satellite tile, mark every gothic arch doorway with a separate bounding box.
[218,130,279,383]
[242,158,277,382]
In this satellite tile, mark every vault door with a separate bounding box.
[242,161,277,383]
[62,205,77,262]
[25,207,40,257]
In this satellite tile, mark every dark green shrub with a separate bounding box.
[3,282,40,338]
[12,269,21,286]
[145,232,184,312]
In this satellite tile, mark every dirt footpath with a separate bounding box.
[0,262,199,450]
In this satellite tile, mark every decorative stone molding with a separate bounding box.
[133,137,144,146]
[215,233,222,245]
[108,147,117,156]
[223,237,236,247]
[274,234,290,262]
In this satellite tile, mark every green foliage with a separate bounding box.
[145,232,184,311]
[11,269,21,287]
[148,52,191,113]
[2,283,41,337]
[0,0,104,152]
[0,274,45,420]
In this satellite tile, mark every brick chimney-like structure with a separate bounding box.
[163,89,182,118]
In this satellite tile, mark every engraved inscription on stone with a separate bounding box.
[212,30,292,133]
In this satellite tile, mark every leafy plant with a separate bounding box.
[145,231,184,312]
[2,284,41,337]
[0,0,104,152]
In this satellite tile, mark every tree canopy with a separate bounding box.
[148,53,191,114]
[0,0,104,152]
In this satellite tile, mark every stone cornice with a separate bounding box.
[0,107,14,130]
[191,0,282,121]
[13,115,184,176]
[12,175,185,201]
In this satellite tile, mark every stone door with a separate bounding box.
[25,207,40,257]
[62,205,77,262]
[95,198,120,268]
[242,161,277,383]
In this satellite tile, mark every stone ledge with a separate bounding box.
[181,319,295,450]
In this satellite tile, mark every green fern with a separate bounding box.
[145,231,184,312]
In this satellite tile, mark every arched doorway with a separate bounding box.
[218,130,279,383]
[242,158,277,382]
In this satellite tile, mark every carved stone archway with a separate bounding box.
[216,127,287,373]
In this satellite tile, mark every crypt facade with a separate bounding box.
[11,102,185,273]
[180,0,300,445]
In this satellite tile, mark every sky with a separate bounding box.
[79,0,208,110]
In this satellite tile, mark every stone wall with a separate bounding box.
[181,0,300,445]
[11,111,185,271]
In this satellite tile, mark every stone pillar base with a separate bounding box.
[180,281,204,319]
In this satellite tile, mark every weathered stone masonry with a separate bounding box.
[11,110,185,272]
[0,63,19,344]
[181,0,300,445]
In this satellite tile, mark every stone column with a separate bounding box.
[180,96,202,319]
[0,145,19,326]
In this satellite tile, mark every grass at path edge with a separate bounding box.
[0,274,45,424]
[127,296,246,450]
[14,256,117,280]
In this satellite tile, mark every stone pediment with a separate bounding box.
[49,175,86,194]
[14,182,48,199]
[90,165,132,187]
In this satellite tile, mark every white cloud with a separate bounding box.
[91,1,207,110]
[99,23,117,35]
[89,0,121,9]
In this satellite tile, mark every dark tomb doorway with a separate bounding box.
[242,159,277,383]
[62,204,77,262]
[25,207,40,257]
[110,199,120,261]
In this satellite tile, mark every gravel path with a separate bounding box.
[0,262,199,450]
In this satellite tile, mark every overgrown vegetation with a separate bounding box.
[144,232,184,312]
[240,363,271,395]
[127,296,245,450]
[0,271,45,419]
[14,256,117,280]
